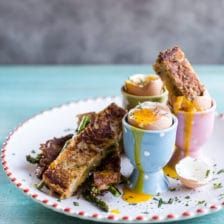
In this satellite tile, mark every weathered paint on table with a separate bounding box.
[0,65,224,224]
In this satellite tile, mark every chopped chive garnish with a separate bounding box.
[169,187,176,192]
[217,169,224,175]
[197,200,206,205]
[73,201,79,206]
[155,198,173,208]
[158,198,163,208]
[205,169,210,177]
[213,183,223,189]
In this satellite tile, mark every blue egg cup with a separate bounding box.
[122,114,178,195]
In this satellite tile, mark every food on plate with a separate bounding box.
[153,46,212,113]
[27,103,126,211]
[154,46,216,178]
[77,112,122,192]
[124,74,164,96]
[175,157,213,189]
[42,103,126,199]
[34,134,73,178]
[28,135,122,211]
[123,102,178,196]
[121,74,168,110]
[82,150,122,212]
[127,102,172,130]
[24,46,218,214]
[93,152,121,191]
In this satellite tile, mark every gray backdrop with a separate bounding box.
[0,0,224,64]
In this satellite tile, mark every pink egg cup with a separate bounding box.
[175,100,216,158]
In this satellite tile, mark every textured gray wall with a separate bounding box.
[0,0,224,64]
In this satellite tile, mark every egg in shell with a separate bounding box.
[124,74,164,96]
[127,102,173,130]
[171,90,212,113]
[193,90,212,111]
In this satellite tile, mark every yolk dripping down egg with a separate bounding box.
[171,90,212,113]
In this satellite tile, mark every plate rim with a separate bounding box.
[1,96,224,223]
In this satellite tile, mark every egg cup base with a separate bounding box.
[129,168,170,195]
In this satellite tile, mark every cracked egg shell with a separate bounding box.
[175,156,213,189]
[124,74,163,96]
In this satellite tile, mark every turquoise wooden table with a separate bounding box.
[0,65,224,224]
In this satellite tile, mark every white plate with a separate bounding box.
[1,96,224,223]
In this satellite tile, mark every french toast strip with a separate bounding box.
[43,103,126,199]
[35,134,73,178]
[153,46,205,100]
[93,151,121,190]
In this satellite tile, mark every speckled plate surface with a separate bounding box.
[1,96,224,223]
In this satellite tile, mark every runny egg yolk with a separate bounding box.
[122,188,153,203]
[110,209,120,214]
[127,74,158,86]
[173,96,200,113]
[145,75,158,82]
[173,96,195,156]
[129,108,158,128]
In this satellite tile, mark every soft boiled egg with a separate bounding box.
[124,74,164,96]
[175,157,213,189]
[127,102,173,130]
[193,90,212,111]
[171,90,212,113]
